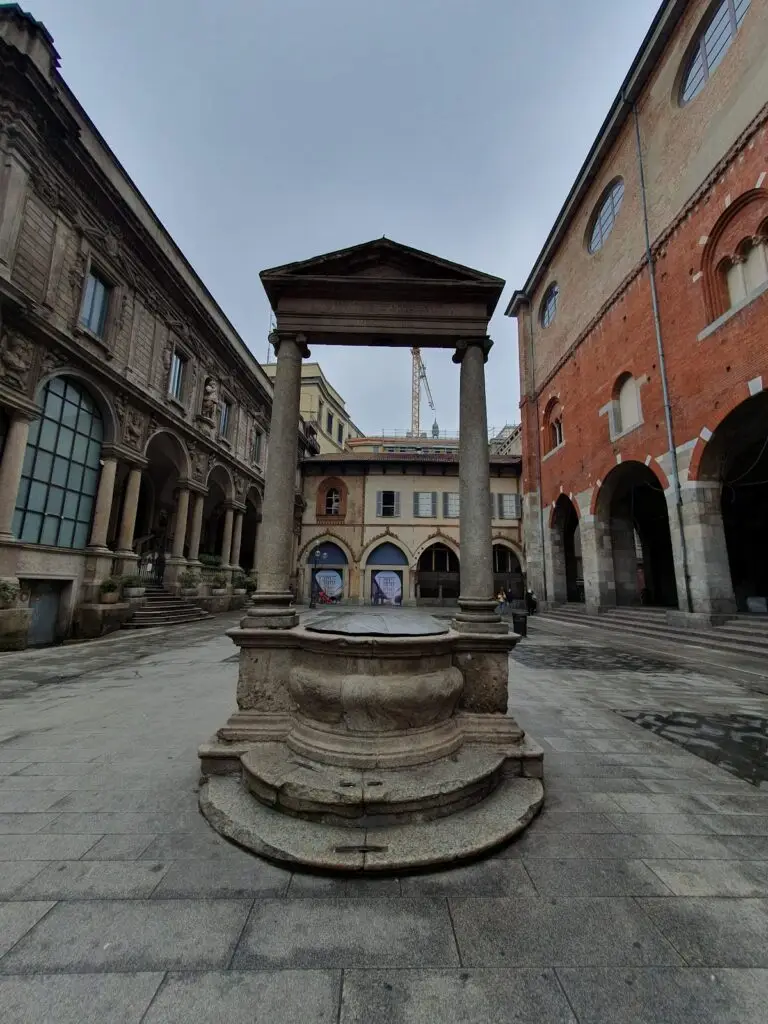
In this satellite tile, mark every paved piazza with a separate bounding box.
[1,613,768,1022]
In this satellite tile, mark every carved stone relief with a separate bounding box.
[0,330,35,392]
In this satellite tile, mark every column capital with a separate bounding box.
[452,336,493,364]
[0,391,40,422]
[268,330,311,359]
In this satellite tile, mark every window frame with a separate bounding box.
[218,398,233,441]
[168,348,187,403]
[587,178,625,254]
[443,492,460,519]
[679,0,751,106]
[378,490,400,518]
[324,487,341,516]
[496,493,522,521]
[413,491,437,518]
[539,283,559,328]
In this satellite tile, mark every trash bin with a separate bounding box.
[511,611,527,638]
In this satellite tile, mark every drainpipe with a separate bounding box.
[527,304,549,603]
[628,94,693,613]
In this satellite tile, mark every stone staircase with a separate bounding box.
[538,603,768,660]
[121,583,210,630]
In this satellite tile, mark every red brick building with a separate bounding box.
[508,0,768,621]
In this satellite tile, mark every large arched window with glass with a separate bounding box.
[680,0,751,105]
[13,377,103,548]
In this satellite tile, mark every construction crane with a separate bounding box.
[411,347,436,436]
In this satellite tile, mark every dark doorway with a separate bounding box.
[552,495,582,603]
[416,543,460,602]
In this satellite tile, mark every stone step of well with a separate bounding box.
[122,612,210,630]
[538,610,768,659]
[127,608,209,622]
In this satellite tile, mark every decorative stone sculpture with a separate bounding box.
[201,377,218,420]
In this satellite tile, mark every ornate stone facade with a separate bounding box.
[0,8,306,645]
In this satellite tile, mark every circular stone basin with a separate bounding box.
[306,611,448,637]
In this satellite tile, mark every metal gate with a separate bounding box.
[27,582,62,646]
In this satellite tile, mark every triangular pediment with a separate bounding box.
[260,238,504,286]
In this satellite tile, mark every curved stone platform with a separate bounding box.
[200,772,544,873]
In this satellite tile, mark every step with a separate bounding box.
[128,610,207,623]
[539,612,768,659]
[122,613,210,630]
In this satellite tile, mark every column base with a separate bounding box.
[452,596,508,635]
[242,590,299,630]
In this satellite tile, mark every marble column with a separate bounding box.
[171,488,190,559]
[452,338,505,633]
[0,412,30,542]
[230,510,244,569]
[248,333,308,628]
[88,456,118,551]
[115,465,142,558]
[187,492,205,566]
[220,504,235,572]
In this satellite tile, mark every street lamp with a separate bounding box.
[309,547,327,609]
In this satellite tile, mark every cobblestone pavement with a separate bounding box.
[1,614,768,1022]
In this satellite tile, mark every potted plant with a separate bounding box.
[99,577,121,605]
[244,575,258,595]
[232,571,247,595]
[121,575,145,599]
[178,570,200,596]
[0,578,20,610]
[208,573,228,596]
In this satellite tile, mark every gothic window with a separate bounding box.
[13,377,103,549]
[588,179,625,254]
[543,399,564,454]
[680,0,751,105]
[724,238,768,308]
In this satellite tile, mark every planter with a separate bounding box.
[181,587,200,597]
[210,588,228,596]
[100,591,120,605]
[124,587,145,599]
[233,588,247,595]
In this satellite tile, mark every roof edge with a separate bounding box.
[506,0,689,312]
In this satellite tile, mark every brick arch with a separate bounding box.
[689,389,768,482]
[702,188,768,320]
[589,458,670,516]
[549,492,580,528]
[316,476,348,520]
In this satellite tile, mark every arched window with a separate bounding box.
[13,377,103,548]
[680,0,751,105]
[588,179,625,254]
[324,487,341,515]
[614,374,642,435]
[724,237,768,308]
[540,283,559,328]
[543,399,564,453]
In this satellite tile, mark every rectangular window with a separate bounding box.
[337,422,344,445]
[377,490,400,518]
[219,400,231,438]
[326,411,334,434]
[79,269,110,337]
[497,493,522,520]
[414,491,437,517]
[251,429,263,464]
[169,350,186,401]
[443,492,460,518]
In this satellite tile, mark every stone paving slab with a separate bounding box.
[0,899,253,973]
[637,897,768,966]
[556,967,768,1024]
[449,897,683,967]
[522,857,673,896]
[0,902,55,958]
[231,898,459,969]
[339,968,577,1023]
[142,970,341,1024]
[0,973,164,1024]
[14,860,170,900]
[644,858,768,896]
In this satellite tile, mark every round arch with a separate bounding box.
[206,462,234,502]
[693,389,768,612]
[35,369,118,445]
[144,429,191,479]
[595,460,678,608]
[549,494,582,604]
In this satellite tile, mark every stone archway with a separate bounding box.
[201,465,232,565]
[492,543,524,601]
[240,487,263,576]
[416,542,460,603]
[549,495,581,604]
[596,461,678,608]
[697,390,768,614]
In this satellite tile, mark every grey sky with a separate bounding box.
[28,0,660,435]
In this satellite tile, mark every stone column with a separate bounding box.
[187,492,205,567]
[611,510,638,605]
[115,465,142,561]
[171,488,190,559]
[220,504,234,571]
[247,333,308,628]
[580,512,615,613]
[230,509,244,569]
[452,338,504,633]
[672,482,735,618]
[0,412,30,542]
[88,456,118,551]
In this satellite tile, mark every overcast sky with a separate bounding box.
[28,0,660,435]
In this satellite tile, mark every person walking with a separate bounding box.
[496,589,507,616]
